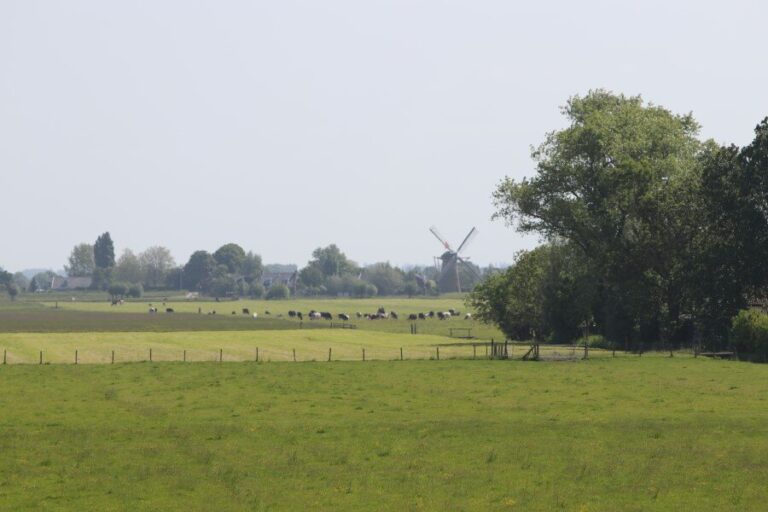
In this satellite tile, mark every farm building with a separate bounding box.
[261,271,297,290]
[50,276,92,290]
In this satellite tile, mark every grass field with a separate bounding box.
[1,358,767,510]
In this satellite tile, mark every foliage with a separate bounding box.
[114,249,143,284]
[306,244,358,278]
[363,263,404,296]
[730,309,768,360]
[266,283,290,300]
[241,251,263,281]
[107,282,128,300]
[93,232,115,269]
[28,276,38,293]
[139,246,176,289]
[65,243,95,277]
[249,282,265,299]
[127,283,143,298]
[183,251,216,291]
[6,282,19,301]
[208,276,238,298]
[213,243,246,274]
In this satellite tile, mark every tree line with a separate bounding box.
[469,90,768,355]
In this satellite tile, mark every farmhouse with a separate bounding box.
[262,271,297,289]
[50,276,93,290]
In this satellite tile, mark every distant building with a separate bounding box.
[262,271,297,292]
[50,276,93,290]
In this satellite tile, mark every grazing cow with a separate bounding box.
[252,313,258,319]
[377,307,386,315]
[339,313,350,321]
[231,311,236,315]
[242,308,250,315]
[309,311,321,320]
[356,312,362,318]
[418,312,426,320]
[408,313,418,321]
[321,312,332,320]
[437,311,452,320]
[428,311,435,318]
[448,308,456,316]
[297,312,303,320]
[166,308,174,313]
[148,307,157,314]
[464,313,472,320]
[288,310,297,318]
[265,310,271,315]
[390,311,399,320]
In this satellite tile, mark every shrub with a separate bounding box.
[730,309,768,360]
[266,283,290,300]
[249,282,265,299]
[127,283,143,298]
[575,334,610,349]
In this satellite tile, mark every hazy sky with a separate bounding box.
[1,0,767,272]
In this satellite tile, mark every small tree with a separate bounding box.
[7,283,19,301]
[266,283,290,300]
[29,277,39,293]
[108,282,128,301]
[249,282,265,299]
[127,283,143,298]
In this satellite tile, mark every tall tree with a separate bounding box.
[139,246,176,289]
[183,251,216,291]
[113,249,143,284]
[307,244,357,278]
[213,243,246,274]
[65,244,95,277]
[241,251,263,281]
[94,232,115,269]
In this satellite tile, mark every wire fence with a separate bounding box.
[0,342,710,365]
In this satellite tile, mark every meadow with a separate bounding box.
[1,358,767,511]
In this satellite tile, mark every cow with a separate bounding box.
[252,313,258,319]
[288,310,297,318]
[418,312,426,320]
[428,311,435,318]
[356,312,363,318]
[231,311,237,315]
[390,311,398,320]
[321,312,333,320]
[309,311,321,320]
[264,310,271,315]
[437,311,452,320]
[297,312,303,321]
[408,313,418,321]
[148,307,158,314]
[464,313,472,320]
[377,307,386,315]
[339,313,350,321]
[242,308,250,315]
[449,308,456,316]
[166,308,174,313]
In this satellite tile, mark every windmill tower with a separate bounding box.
[429,226,479,293]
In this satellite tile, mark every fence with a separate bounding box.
[0,342,702,365]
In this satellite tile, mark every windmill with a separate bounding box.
[429,226,480,293]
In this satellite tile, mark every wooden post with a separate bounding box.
[583,341,588,360]
[436,346,440,360]
[400,347,403,361]
[149,348,152,362]
[293,349,296,362]
[39,350,43,365]
[183,350,186,362]
[75,349,78,365]
[485,343,488,358]
[328,348,332,362]
[111,350,114,364]
[219,348,223,362]
[473,344,476,360]
[362,348,366,362]
[256,347,259,362]
[3,349,5,365]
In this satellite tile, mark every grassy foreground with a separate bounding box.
[1,358,767,511]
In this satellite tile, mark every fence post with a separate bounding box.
[293,349,296,362]
[328,348,332,362]
[583,342,588,360]
[149,348,152,362]
[3,349,5,365]
[362,348,366,362]
[256,347,259,362]
[111,350,114,364]
[75,349,78,365]
[436,346,440,360]
[183,350,186,362]
[219,348,223,363]
[39,350,43,365]
[400,347,403,361]
[473,344,476,359]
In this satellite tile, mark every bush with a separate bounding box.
[730,309,768,360]
[249,282,265,299]
[266,283,290,300]
[108,282,128,300]
[575,334,610,349]
[127,284,143,298]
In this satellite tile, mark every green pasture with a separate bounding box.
[33,296,503,339]
[1,358,766,511]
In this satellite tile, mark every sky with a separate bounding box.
[1,0,767,272]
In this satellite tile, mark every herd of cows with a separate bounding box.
[146,304,472,321]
